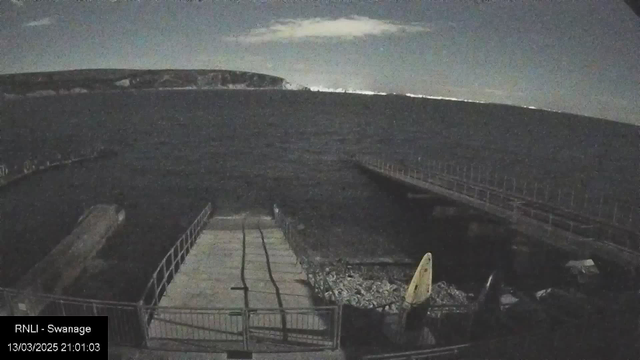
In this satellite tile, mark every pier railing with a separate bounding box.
[354,155,640,256]
[140,203,212,310]
[0,202,215,348]
[0,148,118,188]
[273,204,340,307]
[273,204,342,348]
[0,287,146,346]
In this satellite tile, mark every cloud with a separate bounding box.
[224,16,430,43]
[23,17,56,27]
[11,0,24,6]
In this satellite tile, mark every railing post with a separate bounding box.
[570,189,574,209]
[557,189,562,207]
[153,274,158,306]
[170,248,175,279]
[242,309,250,350]
[137,301,149,348]
[3,290,14,316]
[545,184,550,202]
[584,193,589,211]
[162,258,167,289]
[598,195,604,218]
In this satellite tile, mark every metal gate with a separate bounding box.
[144,305,341,352]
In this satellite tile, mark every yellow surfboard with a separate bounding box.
[404,252,433,306]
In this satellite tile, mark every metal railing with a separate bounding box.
[0,203,215,348]
[140,203,212,309]
[131,204,342,352]
[2,202,342,352]
[144,305,340,352]
[436,159,634,226]
[355,155,638,231]
[0,147,117,188]
[273,204,342,347]
[1,287,146,346]
[354,155,640,256]
[273,204,340,307]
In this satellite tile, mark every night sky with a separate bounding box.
[1,0,638,125]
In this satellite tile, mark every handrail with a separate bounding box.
[139,203,212,306]
[0,286,137,307]
[354,154,638,233]
[273,204,339,305]
[354,155,640,254]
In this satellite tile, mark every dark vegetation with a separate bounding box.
[0,69,304,95]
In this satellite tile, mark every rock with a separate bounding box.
[26,90,56,97]
[565,259,598,274]
[500,293,519,308]
[319,263,472,315]
[115,79,130,87]
[4,93,23,100]
[282,81,308,90]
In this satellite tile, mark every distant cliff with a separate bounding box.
[0,69,308,98]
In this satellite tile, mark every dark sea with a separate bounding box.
[1,90,638,302]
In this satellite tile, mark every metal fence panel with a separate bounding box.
[248,307,337,350]
[1,288,144,346]
[143,306,340,352]
[140,203,212,307]
[354,155,640,261]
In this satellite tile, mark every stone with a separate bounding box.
[114,79,130,87]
